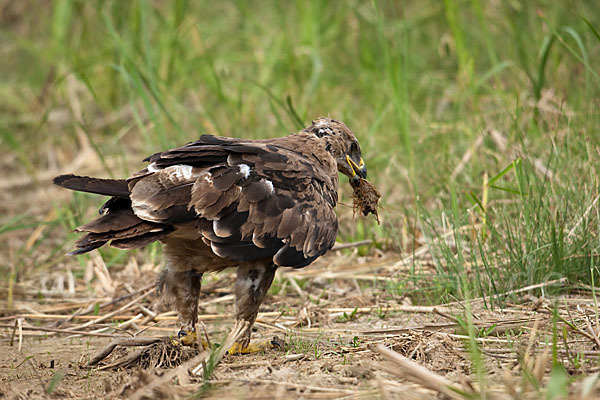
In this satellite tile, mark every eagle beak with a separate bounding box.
[346,155,367,183]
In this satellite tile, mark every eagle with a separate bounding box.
[54,118,368,352]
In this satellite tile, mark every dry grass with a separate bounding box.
[2,240,600,399]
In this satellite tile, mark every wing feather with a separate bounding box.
[126,133,339,268]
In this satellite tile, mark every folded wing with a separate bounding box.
[128,135,339,268]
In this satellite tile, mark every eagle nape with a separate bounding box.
[54,117,380,355]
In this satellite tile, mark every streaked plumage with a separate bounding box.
[54,118,368,347]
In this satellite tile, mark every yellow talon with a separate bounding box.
[227,340,273,355]
[180,331,197,346]
[173,331,209,348]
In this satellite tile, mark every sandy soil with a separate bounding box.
[2,250,600,399]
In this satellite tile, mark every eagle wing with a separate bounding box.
[127,134,339,268]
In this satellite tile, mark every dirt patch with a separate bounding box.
[0,336,122,399]
[2,260,600,399]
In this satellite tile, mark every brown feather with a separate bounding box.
[58,118,367,271]
[57,118,374,354]
[111,229,173,249]
[53,174,130,197]
[75,208,142,234]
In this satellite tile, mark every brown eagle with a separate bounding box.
[54,118,367,351]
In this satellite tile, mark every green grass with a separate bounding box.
[1,0,600,312]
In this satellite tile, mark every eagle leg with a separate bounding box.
[157,266,203,345]
[231,263,277,352]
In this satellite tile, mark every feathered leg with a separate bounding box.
[230,263,277,353]
[157,265,203,342]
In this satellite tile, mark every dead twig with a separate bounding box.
[432,307,458,323]
[568,193,600,239]
[585,317,600,349]
[332,240,373,251]
[204,378,362,394]
[0,323,133,338]
[17,318,23,352]
[9,319,18,347]
[59,283,155,328]
[88,337,165,366]
[68,289,153,332]
[451,133,484,179]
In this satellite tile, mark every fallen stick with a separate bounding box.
[59,283,155,327]
[4,310,284,323]
[568,193,600,239]
[204,379,362,395]
[88,337,164,366]
[0,323,134,338]
[68,289,154,331]
[2,314,146,321]
[327,305,455,314]
[332,239,373,251]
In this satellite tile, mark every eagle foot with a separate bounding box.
[174,330,209,348]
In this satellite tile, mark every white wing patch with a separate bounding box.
[147,162,160,172]
[167,164,193,180]
[199,171,213,184]
[132,204,162,222]
[265,179,274,194]
[238,164,251,179]
[130,163,198,223]
[148,163,194,180]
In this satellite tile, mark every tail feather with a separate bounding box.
[111,229,174,249]
[75,207,143,234]
[57,182,174,255]
[68,239,108,256]
[69,219,173,255]
[53,174,130,198]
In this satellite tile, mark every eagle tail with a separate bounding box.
[59,190,173,255]
[53,174,130,198]
[69,227,173,255]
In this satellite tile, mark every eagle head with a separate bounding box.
[305,118,367,183]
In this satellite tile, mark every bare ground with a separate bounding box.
[2,172,599,399]
[2,250,600,399]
